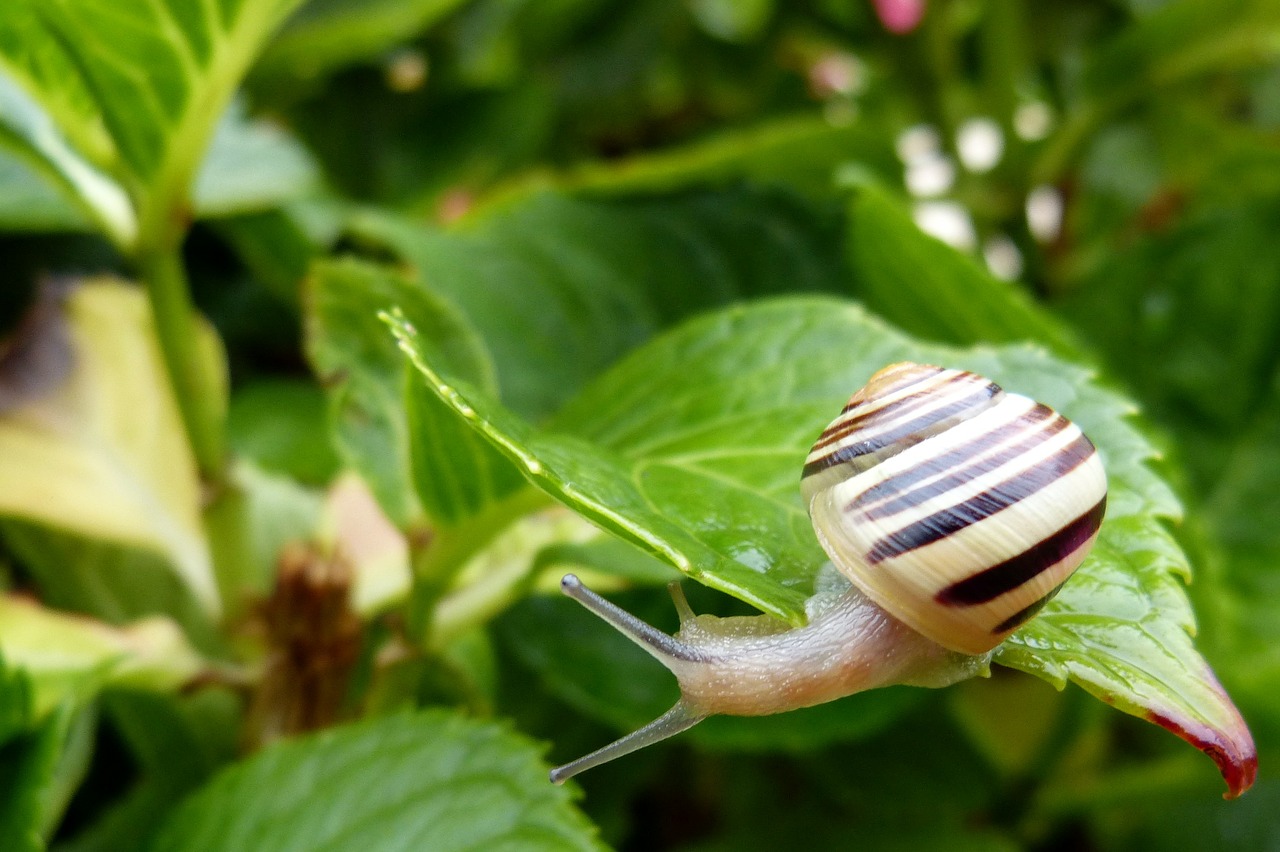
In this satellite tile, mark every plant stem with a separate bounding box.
[138,243,227,483]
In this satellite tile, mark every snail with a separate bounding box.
[549,362,1108,784]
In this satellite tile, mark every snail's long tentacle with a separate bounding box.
[549,700,705,784]
[559,574,703,663]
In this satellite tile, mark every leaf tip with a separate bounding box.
[1146,709,1258,799]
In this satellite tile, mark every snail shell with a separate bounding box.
[801,362,1108,655]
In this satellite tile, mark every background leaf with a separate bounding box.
[346,185,850,420]
[558,115,898,202]
[257,0,470,82]
[36,0,304,193]
[1203,393,1280,738]
[0,653,34,745]
[0,2,115,169]
[306,257,510,526]
[149,710,603,852]
[0,522,221,652]
[191,102,320,218]
[0,281,219,613]
[844,182,1082,356]
[0,596,203,719]
[0,71,133,244]
[0,148,88,233]
[0,704,94,852]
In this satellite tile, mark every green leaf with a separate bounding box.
[1107,778,1280,852]
[211,200,342,305]
[0,281,218,614]
[390,296,1255,797]
[312,186,849,530]
[0,521,221,653]
[227,380,340,485]
[0,703,94,852]
[0,146,88,232]
[0,83,317,241]
[0,71,133,244]
[1203,393,1280,734]
[257,0,469,81]
[1061,198,1280,487]
[532,536,683,587]
[0,653,34,745]
[37,0,304,187]
[0,4,115,170]
[0,596,202,721]
[347,185,850,420]
[306,257,514,526]
[1083,0,1280,98]
[688,0,774,42]
[0,0,306,249]
[844,182,1081,355]
[1037,0,1280,180]
[150,711,603,852]
[191,101,319,218]
[661,708,1013,852]
[81,690,241,852]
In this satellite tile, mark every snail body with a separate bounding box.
[550,363,1107,784]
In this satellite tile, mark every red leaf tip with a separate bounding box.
[1147,711,1258,798]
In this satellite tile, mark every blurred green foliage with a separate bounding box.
[1,0,1278,849]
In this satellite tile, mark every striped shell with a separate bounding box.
[801,362,1107,656]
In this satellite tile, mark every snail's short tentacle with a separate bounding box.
[549,700,705,785]
[667,581,696,625]
[559,574,703,664]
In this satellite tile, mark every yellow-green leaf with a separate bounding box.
[0,596,204,720]
[0,281,220,613]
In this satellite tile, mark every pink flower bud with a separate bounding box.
[873,0,925,34]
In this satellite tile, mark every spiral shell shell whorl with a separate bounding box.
[801,363,1108,656]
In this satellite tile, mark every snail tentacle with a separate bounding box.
[667,580,696,625]
[549,700,704,785]
[559,574,704,663]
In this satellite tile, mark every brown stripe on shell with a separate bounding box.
[856,407,1070,521]
[837,362,947,414]
[865,432,1099,565]
[840,363,943,413]
[814,371,979,450]
[802,382,1002,480]
[991,580,1069,635]
[935,495,1107,607]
